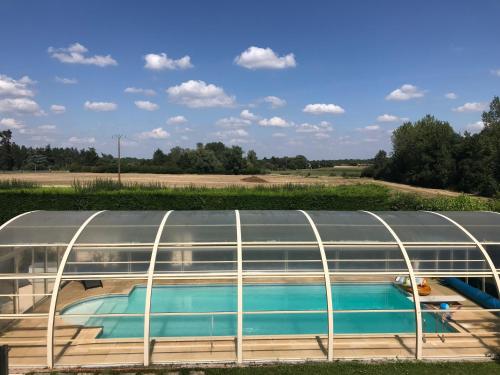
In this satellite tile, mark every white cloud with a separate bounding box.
[50,104,66,114]
[466,121,484,133]
[167,80,235,108]
[19,124,57,135]
[144,53,193,70]
[258,116,290,128]
[139,127,170,139]
[376,114,409,123]
[0,98,42,115]
[0,118,25,129]
[453,102,487,113]
[235,46,296,70]
[386,84,425,101]
[272,132,287,138]
[48,43,117,67]
[215,128,249,138]
[124,87,156,96]
[68,136,96,144]
[216,116,251,129]
[296,121,332,133]
[303,103,345,115]
[55,76,78,84]
[240,109,259,121]
[490,69,500,77]
[314,132,330,140]
[38,124,56,131]
[358,125,381,132]
[0,74,35,97]
[263,96,286,108]
[167,115,187,125]
[84,101,117,112]
[445,92,458,100]
[134,100,159,111]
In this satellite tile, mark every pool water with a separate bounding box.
[61,283,455,338]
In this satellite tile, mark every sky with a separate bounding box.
[0,0,499,160]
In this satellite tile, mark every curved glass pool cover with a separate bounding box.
[0,210,498,367]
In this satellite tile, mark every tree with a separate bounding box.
[0,130,14,170]
[152,148,167,165]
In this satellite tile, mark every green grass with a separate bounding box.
[28,361,500,375]
[0,178,40,189]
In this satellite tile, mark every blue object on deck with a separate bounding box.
[443,277,500,309]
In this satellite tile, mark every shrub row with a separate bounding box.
[0,184,496,224]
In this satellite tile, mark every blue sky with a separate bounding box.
[0,0,499,159]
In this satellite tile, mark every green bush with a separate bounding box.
[0,183,495,224]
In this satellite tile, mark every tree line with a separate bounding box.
[363,96,500,197]
[0,133,353,174]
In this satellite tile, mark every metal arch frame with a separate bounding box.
[143,210,173,366]
[235,210,243,363]
[361,211,423,360]
[426,211,500,297]
[46,210,106,368]
[0,210,39,233]
[298,210,334,361]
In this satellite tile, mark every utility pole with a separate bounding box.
[112,135,123,185]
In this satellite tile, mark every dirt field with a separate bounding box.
[0,171,464,197]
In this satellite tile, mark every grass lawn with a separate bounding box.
[29,361,500,375]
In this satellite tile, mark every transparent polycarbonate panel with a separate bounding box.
[484,245,500,269]
[440,211,500,243]
[155,246,237,273]
[0,317,48,367]
[77,211,166,244]
[406,245,489,272]
[242,245,322,272]
[376,211,471,242]
[0,211,97,245]
[240,210,315,242]
[307,211,395,242]
[0,246,61,274]
[161,210,236,244]
[325,245,407,272]
[64,246,152,274]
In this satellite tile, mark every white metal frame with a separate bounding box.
[299,210,334,361]
[362,211,423,359]
[235,210,243,363]
[143,210,173,366]
[0,210,39,233]
[46,210,106,368]
[426,211,500,297]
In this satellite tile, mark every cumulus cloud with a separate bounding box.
[48,43,117,67]
[386,84,425,101]
[303,103,345,115]
[167,80,235,108]
[240,109,259,121]
[55,76,78,84]
[0,98,42,115]
[215,128,249,139]
[38,124,56,131]
[272,132,287,138]
[263,96,286,108]
[358,125,381,132]
[134,100,159,111]
[0,118,25,129]
[258,116,290,127]
[296,121,332,133]
[466,121,484,133]
[84,101,117,112]
[445,92,458,100]
[50,104,66,114]
[139,127,170,139]
[68,136,96,144]
[167,115,187,125]
[453,102,488,113]
[216,116,251,129]
[235,46,296,70]
[124,87,156,96]
[0,74,35,97]
[376,114,409,123]
[144,53,193,70]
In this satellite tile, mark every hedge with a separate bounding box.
[0,184,495,224]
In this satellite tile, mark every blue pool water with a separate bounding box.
[61,284,455,338]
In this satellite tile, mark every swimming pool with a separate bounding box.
[61,283,455,338]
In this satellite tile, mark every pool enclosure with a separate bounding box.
[0,210,498,368]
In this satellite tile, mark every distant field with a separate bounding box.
[275,165,366,177]
[0,171,464,197]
